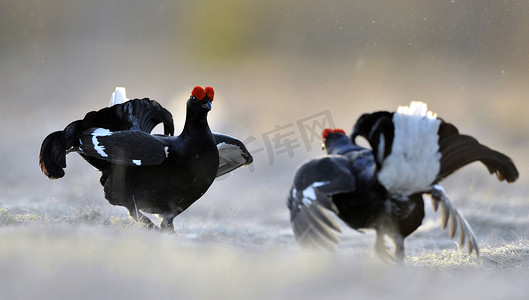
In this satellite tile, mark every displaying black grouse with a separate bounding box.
[40,86,253,230]
[288,101,518,262]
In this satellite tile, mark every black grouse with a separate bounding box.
[288,101,518,262]
[40,86,253,230]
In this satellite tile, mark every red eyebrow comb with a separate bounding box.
[322,128,346,140]
[322,128,333,140]
[204,86,214,101]
[191,86,206,101]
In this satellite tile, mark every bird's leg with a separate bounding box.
[128,208,155,229]
[160,210,181,232]
[390,234,405,262]
[160,217,175,232]
[125,198,156,229]
[375,227,405,264]
[159,205,182,232]
[374,230,395,264]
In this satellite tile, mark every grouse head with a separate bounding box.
[187,86,215,117]
[322,128,348,154]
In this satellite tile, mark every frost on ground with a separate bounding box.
[0,203,528,300]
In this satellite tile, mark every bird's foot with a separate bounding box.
[375,230,405,265]
[159,218,175,232]
[137,216,157,230]
[375,245,398,265]
[127,207,157,230]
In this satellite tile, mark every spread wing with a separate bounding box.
[287,156,356,250]
[437,121,518,183]
[40,97,174,179]
[213,133,254,177]
[428,184,479,255]
[351,103,518,197]
[83,98,175,135]
[78,128,171,166]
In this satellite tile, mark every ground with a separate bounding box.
[0,180,527,299]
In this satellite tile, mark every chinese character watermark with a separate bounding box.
[296,110,336,151]
[217,110,335,180]
[262,123,301,165]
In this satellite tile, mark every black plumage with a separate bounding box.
[40,86,253,230]
[352,109,519,183]
[288,102,519,262]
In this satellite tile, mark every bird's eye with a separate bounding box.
[191,96,198,102]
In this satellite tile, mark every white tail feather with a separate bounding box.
[109,87,128,107]
[378,101,442,196]
[397,101,438,119]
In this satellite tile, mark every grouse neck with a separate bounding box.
[180,110,212,138]
[326,135,359,155]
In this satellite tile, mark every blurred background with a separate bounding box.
[0,1,528,297]
[2,0,528,230]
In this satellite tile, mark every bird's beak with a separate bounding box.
[201,101,212,111]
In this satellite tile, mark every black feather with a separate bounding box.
[39,98,174,178]
[437,122,519,183]
[213,133,254,177]
[40,88,252,230]
[39,131,67,179]
[289,103,518,262]
[79,129,170,166]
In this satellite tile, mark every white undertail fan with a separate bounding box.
[109,87,128,107]
[355,101,518,196]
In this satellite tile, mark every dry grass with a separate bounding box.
[3,205,528,265]
[407,239,529,270]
